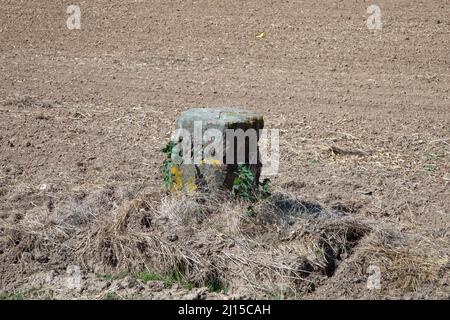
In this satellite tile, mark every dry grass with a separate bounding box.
[71,189,378,296]
[1,186,447,298]
[356,230,449,293]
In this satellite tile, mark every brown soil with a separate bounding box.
[0,0,449,299]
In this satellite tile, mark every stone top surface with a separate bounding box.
[176,108,263,128]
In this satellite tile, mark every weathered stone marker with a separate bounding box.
[168,108,264,193]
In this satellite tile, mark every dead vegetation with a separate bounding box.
[1,184,446,299]
[357,231,448,294]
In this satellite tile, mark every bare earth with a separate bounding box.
[0,0,449,299]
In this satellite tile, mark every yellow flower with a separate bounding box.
[169,166,182,190]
